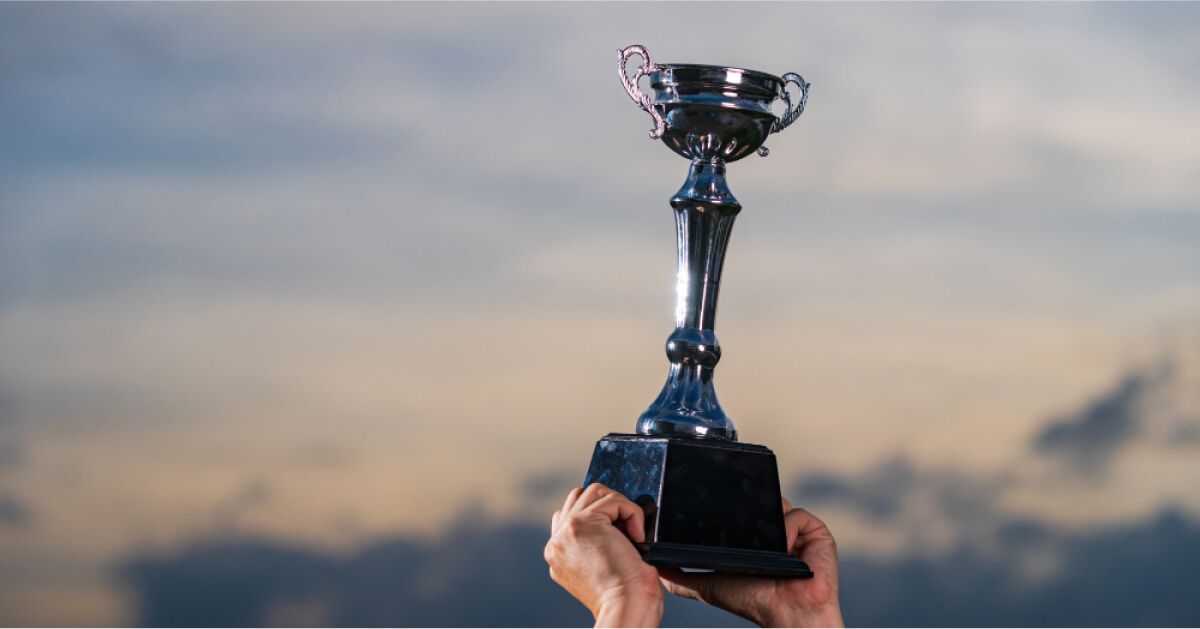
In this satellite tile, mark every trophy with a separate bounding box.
[583,45,812,577]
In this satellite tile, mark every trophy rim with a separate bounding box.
[648,63,782,129]
[654,63,783,84]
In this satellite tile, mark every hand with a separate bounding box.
[545,484,664,627]
[658,499,843,628]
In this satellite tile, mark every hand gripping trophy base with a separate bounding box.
[584,434,813,578]
[582,45,813,578]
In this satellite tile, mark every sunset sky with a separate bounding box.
[2,3,1199,625]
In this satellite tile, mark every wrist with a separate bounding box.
[594,586,663,628]
[758,602,843,628]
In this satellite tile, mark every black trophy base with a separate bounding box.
[639,543,813,577]
[584,433,812,578]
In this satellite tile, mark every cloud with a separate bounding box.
[1034,362,1173,472]
[0,493,32,528]
[117,504,1200,627]
[793,457,1009,543]
[794,457,918,521]
[118,515,747,627]
[210,480,271,533]
[783,348,1200,572]
[3,3,1200,625]
[1168,420,1200,445]
[519,467,580,502]
[120,538,336,627]
[840,509,1200,627]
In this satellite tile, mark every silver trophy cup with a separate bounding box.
[582,45,813,577]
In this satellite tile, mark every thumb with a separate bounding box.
[656,566,709,602]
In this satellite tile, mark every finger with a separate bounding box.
[553,488,582,534]
[785,507,833,543]
[585,493,645,543]
[561,487,584,517]
[784,506,832,553]
[583,492,647,544]
[781,496,793,512]
[657,566,750,605]
[784,507,837,563]
[656,566,704,602]
[570,482,613,513]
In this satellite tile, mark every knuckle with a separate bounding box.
[563,516,587,536]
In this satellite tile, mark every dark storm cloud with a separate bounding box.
[121,537,335,627]
[792,457,1006,525]
[840,509,1200,627]
[793,457,917,520]
[0,493,32,528]
[118,507,1200,627]
[210,480,271,532]
[1034,362,1172,471]
[118,516,747,627]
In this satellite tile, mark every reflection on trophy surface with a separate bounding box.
[582,45,814,577]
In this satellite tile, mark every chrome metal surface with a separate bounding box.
[617,45,811,440]
[618,45,667,139]
[771,72,811,134]
[648,64,778,163]
[636,160,740,440]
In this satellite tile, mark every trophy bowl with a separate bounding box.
[652,64,781,162]
[619,45,809,161]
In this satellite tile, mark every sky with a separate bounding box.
[1,2,1199,626]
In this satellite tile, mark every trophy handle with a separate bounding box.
[771,72,810,134]
[618,44,667,139]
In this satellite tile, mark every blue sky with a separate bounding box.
[2,3,1200,625]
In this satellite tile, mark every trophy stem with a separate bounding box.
[637,159,741,440]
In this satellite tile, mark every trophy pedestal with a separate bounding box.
[584,434,812,578]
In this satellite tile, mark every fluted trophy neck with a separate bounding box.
[636,160,740,441]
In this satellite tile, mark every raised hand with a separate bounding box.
[545,484,664,627]
[657,499,843,627]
